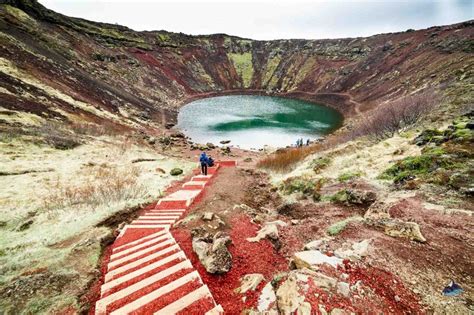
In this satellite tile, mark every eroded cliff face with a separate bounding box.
[0,0,473,132]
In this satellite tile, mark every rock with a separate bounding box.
[147,137,157,145]
[170,168,183,176]
[220,140,231,144]
[244,157,252,162]
[334,239,371,261]
[276,273,305,314]
[206,142,216,149]
[165,123,175,129]
[236,274,264,294]
[15,219,34,231]
[276,270,337,314]
[221,146,231,154]
[303,239,329,251]
[202,212,214,221]
[170,131,185,138]
[297,302,312,315]
[192,230,232,274]
[364,200,392,220]
[291,219,299,225]
[0,221,7,227]
[247,224,279,242]
[292,250,343,270]
[337,282,351,297]
[346,189,377,206]
[257,282,277,312]
[155,167,166,174]
[382,220,426,242]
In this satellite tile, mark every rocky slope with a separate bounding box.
[0,0,473,135]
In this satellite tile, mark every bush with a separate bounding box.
[353,89,440,140]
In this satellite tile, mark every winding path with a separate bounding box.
[94,162,236,314]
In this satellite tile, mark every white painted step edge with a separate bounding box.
[153,285,213,315]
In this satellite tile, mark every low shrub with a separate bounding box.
[353,89,440,141]
[327,216,363,236]
[37,121,81,150]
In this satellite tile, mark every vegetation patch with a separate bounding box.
[338,171,363,182]
[228,52,254,88]
[279,176,322,201]
[311,156,331,173]
[380,112,473,194]
[327,216,363,236]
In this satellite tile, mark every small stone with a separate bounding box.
[337,282,351,297]
[220,140,231,144]
[155,167,166,174]
[247,224,279,242]
[291,219,299,225]
[202,212,214,221]
[292,250,343,270]
[15,219,34,231]
[236,274,264,294]
[206,142,216,149]
[170,168,183,176]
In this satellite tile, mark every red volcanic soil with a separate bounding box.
[172,214,288,313]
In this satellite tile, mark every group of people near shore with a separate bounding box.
[296,138,310,147]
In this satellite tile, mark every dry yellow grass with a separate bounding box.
[257,145,320,172]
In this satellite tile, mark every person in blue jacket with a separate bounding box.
[199,152,209,175]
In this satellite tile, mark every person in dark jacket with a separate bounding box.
[199,152,208,175]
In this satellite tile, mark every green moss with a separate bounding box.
[327,216,363,236]
[311,157,331,173]
[263,55,282,89]
[380,147,455,183]
[329,189,349,203]
[338,171,362,182]
[279,176,321,200]
[453,128,473,140]
[228,52,254,88]
[3,5,36,24]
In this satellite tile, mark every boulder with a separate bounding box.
[192,230,232,274]
[220,140,231,144]
[236,274,264,294]
[292,250,343,270]
[165,123,175,129]
[170,168,183,176]
[206,142,216,149]
[276,273,305,314]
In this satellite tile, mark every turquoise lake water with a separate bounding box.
[176,95,343,150]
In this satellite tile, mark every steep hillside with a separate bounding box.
[1,0,473,135]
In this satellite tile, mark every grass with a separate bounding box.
[310,157,331,173]
[42,164,147,210]
[258,146,320,172]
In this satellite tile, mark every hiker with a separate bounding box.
[306,139,310,146]
[199,152,209,175]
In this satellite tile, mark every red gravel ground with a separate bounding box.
[172,214,289,313]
